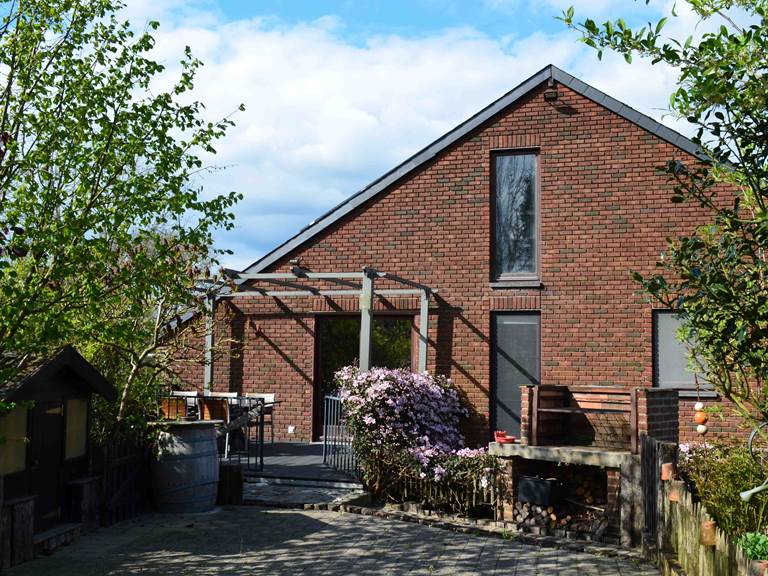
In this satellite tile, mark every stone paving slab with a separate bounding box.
[244,479,365,506]
[7,507,661,575]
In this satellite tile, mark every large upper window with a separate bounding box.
[493,152,538,280]
[653,311,706,389]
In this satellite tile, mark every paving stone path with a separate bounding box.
[8,507,660,575]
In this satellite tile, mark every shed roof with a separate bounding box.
[243,64,705,275]
[0,346,117,402]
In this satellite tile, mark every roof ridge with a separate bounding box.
[244,64,704,274]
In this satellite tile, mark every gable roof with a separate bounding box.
[0,345,117,402]
[245,64,705,274]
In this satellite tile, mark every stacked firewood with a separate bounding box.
[511,500,609,533]
[571,474,604,507]
[511,500,566,527]
[511,471,610,534]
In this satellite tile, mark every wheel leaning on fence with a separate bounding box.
[741,421,768,502]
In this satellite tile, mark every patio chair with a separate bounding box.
[245,393,276,443]
[159,396,187,420]
[170,390,200,419]
[198,395,234,458]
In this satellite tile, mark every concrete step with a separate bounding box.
[33,522,82,556]
[245,475,363,490]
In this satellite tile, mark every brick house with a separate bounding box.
[181,64,725,451]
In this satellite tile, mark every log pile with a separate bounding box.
[570,474,604,507]
[510,466,613,538]
[510,500,607,534]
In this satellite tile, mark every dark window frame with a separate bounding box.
[490,310,541,438]
[490,148,541,285]
[652,309,711,392]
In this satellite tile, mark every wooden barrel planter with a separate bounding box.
[151,421,221,513]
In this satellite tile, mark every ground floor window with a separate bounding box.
[492,312,540,437]
[653,310,705,389]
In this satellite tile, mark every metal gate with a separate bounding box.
[322,395,360,479]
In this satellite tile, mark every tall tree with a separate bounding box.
[563,1,768,424]
[0,0,241,420]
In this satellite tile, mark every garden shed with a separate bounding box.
[0,346,116,564]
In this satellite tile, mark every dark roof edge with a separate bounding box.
[245,64,706,273]
[9,345,118,402]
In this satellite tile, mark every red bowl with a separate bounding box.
[497,436,516,444]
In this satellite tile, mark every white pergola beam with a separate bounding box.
[219,288,429,299]
[228,271,365,281]
[211,267,436,375]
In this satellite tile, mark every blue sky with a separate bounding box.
[204,0,656,41]
[213,0,560,39]
[121,0,700,270]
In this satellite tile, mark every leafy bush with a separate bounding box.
[337,366,505,514]
[738,532,768,561]
[679,442,768,534]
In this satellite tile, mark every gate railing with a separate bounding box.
[322,395,360,479]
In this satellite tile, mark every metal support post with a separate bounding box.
[418,290,429,372]
[203,295,214,392]
[358,268,374,371]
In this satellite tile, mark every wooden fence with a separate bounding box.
[369,464,506,518]
[641,435,763,576]
[93,435,151,526]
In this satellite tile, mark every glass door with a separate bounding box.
[492,313,540,437]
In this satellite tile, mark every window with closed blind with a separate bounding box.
[492,313,540,436]
[653,311,707,389]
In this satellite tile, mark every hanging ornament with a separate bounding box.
[694,375,707,435]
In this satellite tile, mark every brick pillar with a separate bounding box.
[638,388,679,444]
[606,468,621,525]
[520,386,533,445]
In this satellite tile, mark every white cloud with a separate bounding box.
[123,1,700,269]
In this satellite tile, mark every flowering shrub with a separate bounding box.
[338,366,465,452]
[679,441,768,534]
[337,366,505,515]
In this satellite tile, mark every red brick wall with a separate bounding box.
[179,81,732,444]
